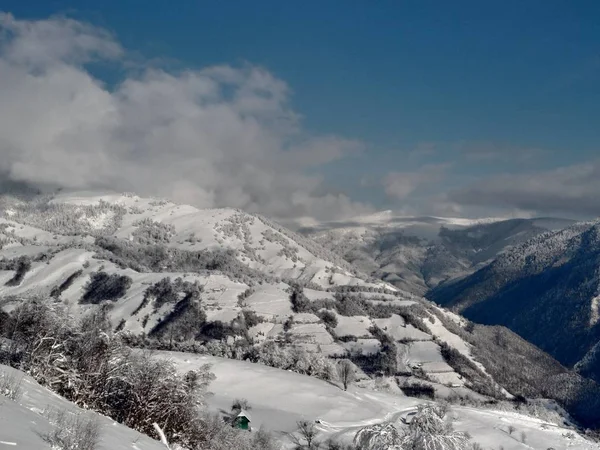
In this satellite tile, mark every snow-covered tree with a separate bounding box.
[354,404,474,450]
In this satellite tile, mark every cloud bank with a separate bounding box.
[447,161,600,218]
[1,13,598,222]
[0,13,372,221]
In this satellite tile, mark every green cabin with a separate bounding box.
[233,410,252,431]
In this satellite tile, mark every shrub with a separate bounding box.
[4,256,31,286]
[399,381,435,399]
[200,321,235,341]
[335,294,367,316]
[317,310,338,328]
[0,370,23,401]
[43,408,101,450]
[80,271,132,304]
[242,310,263,328]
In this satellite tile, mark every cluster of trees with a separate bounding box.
[5,198,126,236]
[245,341,336,381]
[216,212,255,243]
[289,285,429,333]
[130,333,338,384]
[0,299,279,450]
[327,285,404,297]
[398,381,435,399]
[145,277,203,310]
[132,218,176,245]
[80,271,133,304]
[93,236,271,285]
[237,288,255,307]
[1,255,32,286]
[438,341,501,398]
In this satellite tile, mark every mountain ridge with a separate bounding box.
[428,218,600,376]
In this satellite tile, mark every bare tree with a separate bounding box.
[337,359,355,391]
[291,420,319,449]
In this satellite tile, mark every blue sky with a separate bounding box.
[1,1,599,220]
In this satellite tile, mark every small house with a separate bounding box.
[233,410,252,431]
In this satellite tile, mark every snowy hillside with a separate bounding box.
[2,191,600,446]
[429,219,600,378]
[152,352,597,450]
[3,359,597,450]
[0,365,166,450]
[300,212,574,295]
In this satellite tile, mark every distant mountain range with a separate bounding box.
[300,212,575,295]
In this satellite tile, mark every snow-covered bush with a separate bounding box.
[93,236,272,284]
[354,422,404,450]
[354,404,474,450]
[132,218,176,244]
[6,198,126,236]
[1,302,239,448]
[0,370,23,401]
[43,408,101,450]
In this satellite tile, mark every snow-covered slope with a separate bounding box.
[0,365,166,450]
[301,212,575,295]
[151,352,598,450]
[2,191,600,437]
[429,219,600,377]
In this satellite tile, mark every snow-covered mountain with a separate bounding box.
[1,192,600,440]
[300,211,575,295]
[428,219,600,381]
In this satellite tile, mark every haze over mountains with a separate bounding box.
[301,211,575,295]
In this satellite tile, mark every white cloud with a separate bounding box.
[383,164,450,200]
[448,161,600,217]
[0,13,371,221]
